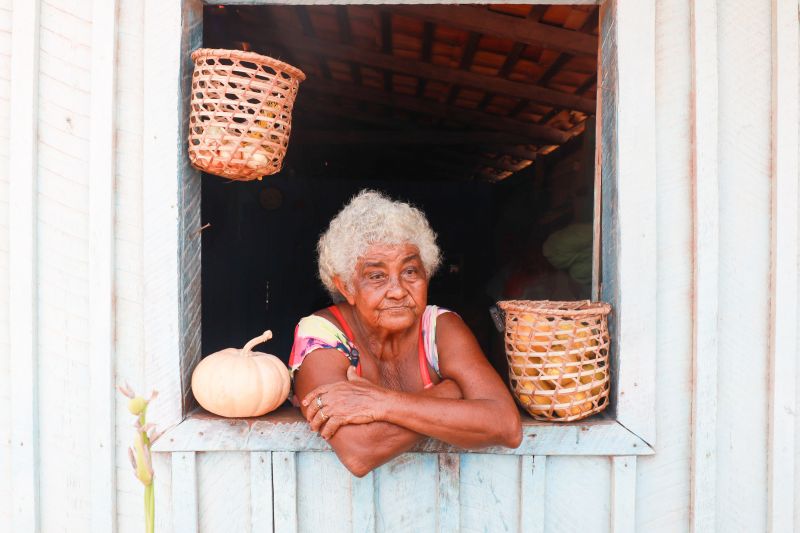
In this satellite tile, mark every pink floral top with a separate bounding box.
[288,305,453,380]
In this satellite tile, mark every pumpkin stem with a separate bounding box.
[242,330,273,354]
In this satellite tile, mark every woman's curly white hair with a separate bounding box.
[318,190,442,300]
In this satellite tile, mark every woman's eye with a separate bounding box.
[368,272,385,281]
[404,268,418,277]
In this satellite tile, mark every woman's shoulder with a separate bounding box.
[424,304,458,323]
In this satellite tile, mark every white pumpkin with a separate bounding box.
[191,330,291,417]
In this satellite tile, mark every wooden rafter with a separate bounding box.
[248,28,596,113]
[392,5,597,56]
[416,21,435,98]
[335,6,362,85]
[446,31,482,106]
[380,11,393,91]
[296,100,540,161]
[434,149,530,173]
[293,6,331,80]
[527,6,549,22]
[293,129,542,146]
[510,8,600,120]
[302,79,570,144]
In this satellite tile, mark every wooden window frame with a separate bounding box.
[147,0,656,456]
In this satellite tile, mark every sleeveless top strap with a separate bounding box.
[418,326,433,389]
[327,305,363,376]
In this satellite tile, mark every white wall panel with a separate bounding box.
[543,457,610,533]
[197,452,251,533]
[375,453,438,532]
[296,452,353,533]
[0,0,12,525]
[0,0,12,526]
[716,1,773,532]
[114,2,147,533]
[460,454,521,533]
[633,1,694,531]
[36,0,92,531]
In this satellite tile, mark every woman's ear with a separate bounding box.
[333,276,356,305]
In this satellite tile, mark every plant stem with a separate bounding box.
[144,483,155,533]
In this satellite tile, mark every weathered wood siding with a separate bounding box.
[0,1,797,532]
[0,0,11,527]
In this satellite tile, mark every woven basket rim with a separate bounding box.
[191,47,307,82]
[498,299,611,317]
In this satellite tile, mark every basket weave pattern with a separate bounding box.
[188,49,306,181]
[498,300,611,422]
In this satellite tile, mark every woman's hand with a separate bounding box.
[301,366,386,440]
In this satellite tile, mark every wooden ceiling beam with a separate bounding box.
[296,92,541,157]
[446,31,482,105]
[292,129,541,146]
[301,79,570,144]
[434,149,530,173]
[527,6,549,22]
[296,102,541,161]
[250,29,596,113]
[290,6,331,80]
[334,6,362,86]
[380,11,393,91]
[416,22,435,97]
[392,5,597,56]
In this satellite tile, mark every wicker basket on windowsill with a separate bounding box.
[188,48,306,181]
[498,300,611,422]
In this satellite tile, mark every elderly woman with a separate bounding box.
[290,190,522,477]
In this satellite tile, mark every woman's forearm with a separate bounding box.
[330,379,463,476]
[376,392,522,450]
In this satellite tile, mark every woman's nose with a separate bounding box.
[385,276,408,298]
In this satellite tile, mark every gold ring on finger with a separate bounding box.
[320,409,329,421]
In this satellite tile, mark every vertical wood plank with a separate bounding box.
[374,454,437,532]
[142,0,202,427]
[273,451,298,533]
[519,456,545,533]
[251,452,274,533]
[689,1,719,532]
[610,0,658,446]
[351,469,375,533]
[171,452,198,533]
[636,0,694,530]
[717,2,773,531]
[545,457,610,533]
[296,452,350,533]
[89,0,119,531]
[198,452,251,532]
[437,453,459,532]
[460,454,520,533]
[152,453,174,533]
[8,0,40,531]
[767,1,799,531]
[611,456,637,533]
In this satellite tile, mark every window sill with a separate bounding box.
[151,406,653,456]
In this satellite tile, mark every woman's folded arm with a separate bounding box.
[293,350,463,477]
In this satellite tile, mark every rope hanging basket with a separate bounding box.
[498,300,612,422]
[188,48,306,181]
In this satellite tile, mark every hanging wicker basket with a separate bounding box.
[498,300,611,422]
[188,48,306,181]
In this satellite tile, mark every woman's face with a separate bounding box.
[340,242,428,333]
